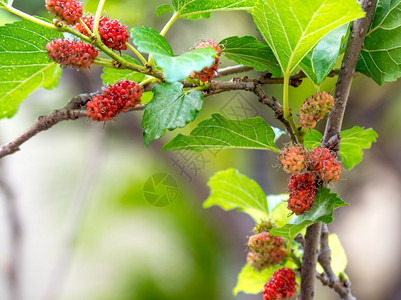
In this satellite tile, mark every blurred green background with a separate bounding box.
[0,1,401,300]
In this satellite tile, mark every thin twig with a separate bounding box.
[0,162,22,300]
[217,65,254,77]
[43,127,104,300]
[301,1,378,299]
[317,224,355,300]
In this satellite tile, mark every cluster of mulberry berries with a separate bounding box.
[45,0,83,25]
[46,39,98,69]
[247,232,286,271]
[280,145,341,215]
[46,0,129,52]
[190,40,222,82]
[263,268,297,300]
[298,92,334,129]
[86,80,142,122]
[74,15,129,51]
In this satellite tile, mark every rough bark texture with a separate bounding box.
[301,1,378,299]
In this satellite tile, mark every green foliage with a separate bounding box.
[300,24,349,85]
[172,0,254,19]
[163,114,282,152]
[251,0,364,74]
[142,82,204,146]
[340,126,378,169]
[270,188,348,239]
[267,194,290,227]
[156,4,174,16]
[220,36,281,76]
[233,263,277,295]
[317,234,348,276]
[131,26,217,82]
[0,19,63,118]
[131,26,173,56]
[204,169,269,222]
[304,127,378,169]
[101,56,145,85]
[357,0,401,85]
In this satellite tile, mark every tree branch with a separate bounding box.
[301,1,378,299]
[300,222,322,300]
[322,0,378,146]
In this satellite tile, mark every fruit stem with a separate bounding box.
[79,18,92,35]
[93,58,114,68]
[126,43,147,65]
[4,4,58,30]
[93,0,106,38]
[139,76,160,86]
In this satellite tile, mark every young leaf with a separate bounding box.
[233,263,276,295]
[303,127,378,169]
[267,194,290,227]
[357,0,401,85]
[300,24,349,85]
[101,56,145,85]
[152,47,217,82]
[0,19,63,118]
[340,126,378,169]
[172,0,254,19]
[204,168,269,222]
[131,26,173,56]
[156,4,174,16]
[303,129,322,150]
[270,188,348,239]
[219,36,281,76]
[251,0,364,74]
[131,26,217,82]
[317,234,347,276]
[142,82,204,146]
[162,113,281,153]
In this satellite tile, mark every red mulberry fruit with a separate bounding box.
[190,40,222,82]
[307,147,341,182]
[46,39,98,69]
[263,268,297,300]
[45,0,83,25]
[86,80,142,122]
[74,15,129,51]
[247,232,286,271]
[287,172,316,215]
[280,145,307,174]
[299,92,334,129]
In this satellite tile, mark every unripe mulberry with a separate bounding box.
[280,145,307,174]
[45,0,83,25]
[263,268,297,300]
[299,92,334,129]
[46,39,98,69]
[86,80,142,121]
[287,172,316,215]
[307,147,341,182]
[74,15,129,51]
[190,40,222,82]
[253,219,275,234]
[247,232,286,271]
